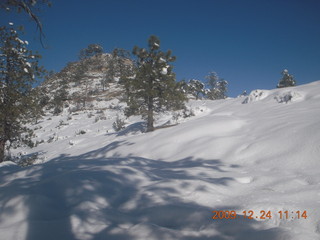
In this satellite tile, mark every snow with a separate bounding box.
[160,67,168,75]
[1,81,320,239]
[15,37,26,45]
[159,57,166,63]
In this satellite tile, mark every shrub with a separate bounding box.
[112,116,126,132]
[76,130,86,135]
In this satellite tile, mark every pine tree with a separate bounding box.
[186,79,205,100]
[205,71,228,99]
[101,48,133,92]
[111,48,134,82]
[0,24,44,162]
[30,87,48,123]
[124,35,186,132]
[52,79,68,114]
[76,44,104,107]
[214,78,228,99]
[79,44,103,60]
[277,69,296,88]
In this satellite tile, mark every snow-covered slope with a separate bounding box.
[1,81,320,240]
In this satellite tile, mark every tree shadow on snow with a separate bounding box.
[116,121,146,136]
[0,141,291,240]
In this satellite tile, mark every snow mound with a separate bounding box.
[0,161,17,168]
[274,91,303,103]
[242,89,269,103]
[243,88,303,104]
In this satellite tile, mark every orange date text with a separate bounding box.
[211,210,308,220]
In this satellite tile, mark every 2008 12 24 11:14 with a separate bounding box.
[211,210,308,220]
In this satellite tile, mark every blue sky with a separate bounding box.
[3,0,320,97]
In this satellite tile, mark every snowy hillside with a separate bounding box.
[1,81,320,240]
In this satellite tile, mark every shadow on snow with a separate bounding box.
[0,141,291,240]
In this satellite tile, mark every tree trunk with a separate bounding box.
[0,140,5,163]
[83,80,88,108]
[146,96,154,132]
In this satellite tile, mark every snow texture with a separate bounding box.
[1,81,320,240]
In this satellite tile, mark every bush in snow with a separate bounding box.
[277,69,296,88]
[35,139,44,146]
[172,107,195,123]
[56,120,69,128]
[68,103,82,114]
[87,112,94,118]
[76,130,86,135]
[16,153,39,167]
[47,135,56,143]
[94,112,107,123]
[182,107,195,118]
[53,105,63,115]
[274,91,301,103]
[112,116,126,132]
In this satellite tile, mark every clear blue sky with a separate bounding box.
[3,0,320,97]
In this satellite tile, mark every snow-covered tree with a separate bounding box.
[277,69,296,88]
[0,24,44,162]
[123,35,186,132]
[186,79,205,100]
[205,71,228,99]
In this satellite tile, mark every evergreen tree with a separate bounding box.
[101,48,133,91]
[124,35,186,132]
[79,44,103,60]
[30,87,48,123]
[214,78,228,99]
[76,44,103,107]
[111,48,134,82]
[277,69,296,88]
[186,79,205,100]
[101,55,114,91]
[52,79,68,114]
[0,24,44,162]
[205,71,228,99]
[206,71,219,90]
